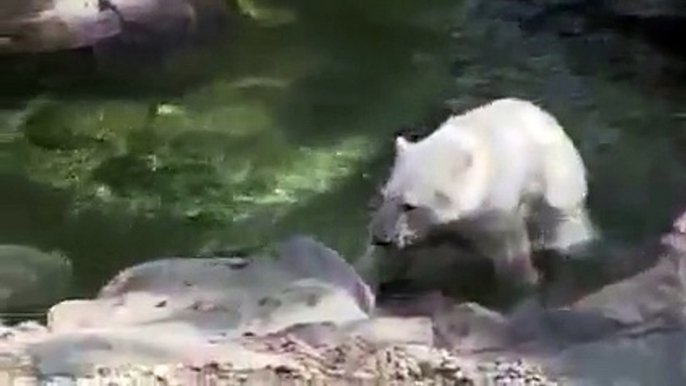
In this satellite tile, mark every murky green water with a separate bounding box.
[2,0,686,312]
[0,1,460,301]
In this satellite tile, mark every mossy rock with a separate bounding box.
[0,245,72,311]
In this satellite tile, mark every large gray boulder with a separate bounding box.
[23,236,374,374]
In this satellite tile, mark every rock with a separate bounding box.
[46,299,107,333]
[7,214,686,384]
[553,329,686,385]
[85,235,373,332]
[277,236,375,314]
[0,245,72,311]
[509,227,686,347]
[0,233,567,384]
[345,316,434,347]
[27,329,296,375]
[1,0,122,54]
[602,0,686,17]
[497,209,686,384]
[0,0,231,54]
[524,0,686,19]
[35,236,372,375]
[376,291,453,318]
[433,302,510,353]
[388,241,497,302]
[475,359,560,386]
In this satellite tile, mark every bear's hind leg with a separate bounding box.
[481,213,539,289]
[534,203,598,258]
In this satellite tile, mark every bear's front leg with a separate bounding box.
[451,209,540,290]
[491,214,540,289]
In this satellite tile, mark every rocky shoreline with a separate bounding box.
[3,203,686,385]
[0,235,564,385]
[2,209,686,385]
[1,333,560,385]
[0,350,561,386]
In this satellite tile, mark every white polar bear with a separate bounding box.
[368,98,597,287]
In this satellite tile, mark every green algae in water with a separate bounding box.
[0,0,462,297]
[236,0,297,27]
[0,244,72,311]
[18,94,375,224]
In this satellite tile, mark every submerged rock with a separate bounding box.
[603,0,686,17]
[0,245,72,311]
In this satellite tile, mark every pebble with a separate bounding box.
[153,364,171,379]
[3,329,559,386]
[477,359,559,386]
[33,357,559,386]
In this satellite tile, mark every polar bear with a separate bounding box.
[368,98,597,288]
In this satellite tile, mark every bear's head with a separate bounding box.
[370,130,488,249]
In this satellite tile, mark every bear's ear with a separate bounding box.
[395,136,411,153]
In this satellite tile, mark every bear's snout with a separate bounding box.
[371,234,393,247]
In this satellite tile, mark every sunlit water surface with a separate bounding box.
[0,2,460,300]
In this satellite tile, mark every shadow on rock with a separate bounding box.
[409,209,686,384]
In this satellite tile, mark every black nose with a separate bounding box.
[371,236,392,247]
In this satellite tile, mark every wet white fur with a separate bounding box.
[377,98,596,272]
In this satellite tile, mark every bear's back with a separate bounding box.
[423,98,572,210]
[445,98,567,145]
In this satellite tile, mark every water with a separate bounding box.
[1,0,686,312]
[0,1,459,300]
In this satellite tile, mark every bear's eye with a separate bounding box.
[401,203,418,212]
